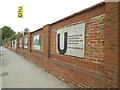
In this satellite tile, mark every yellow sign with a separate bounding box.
[17,6,23,18]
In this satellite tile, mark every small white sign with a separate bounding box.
[24,38,28,48]
[12,41,13,47]
[19,39,22,47]
[14,40,16,49]
[33,34,41,50]
[56,23,85,58]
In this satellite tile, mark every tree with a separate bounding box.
[24,28,30,35]
[2,26,15,41]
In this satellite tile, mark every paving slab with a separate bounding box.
[1,47,70,88]
[0,47,2,89]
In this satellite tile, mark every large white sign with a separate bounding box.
[56,23,85,58]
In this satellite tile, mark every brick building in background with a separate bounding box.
[3,1,120,88]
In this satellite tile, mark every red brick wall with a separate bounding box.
[29,29,45,67]
[50,14,105,64]
[7,41,11,49]
[12,39,17,52]
[18,36,24,55]
[118,2,120,87]
[7,40,12,50]
[104,2,120,88]
[49,5,105,87]
[21,34,29,58]
[3,2,120,88]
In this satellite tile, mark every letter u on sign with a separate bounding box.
[57,32,68,55]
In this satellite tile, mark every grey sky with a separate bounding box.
[0,0,104,33]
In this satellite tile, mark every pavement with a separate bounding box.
[0,47,2,89]
[1,47,70,88]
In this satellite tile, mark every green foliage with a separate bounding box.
[17,32,23,37]
[3,34,18,42]
[34,42,40,46]
[24,28,30,35]
[1,26,30,42]
[12,34,18,39]
[3,38,10,42]
[2,26,15,41]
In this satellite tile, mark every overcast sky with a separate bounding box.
[0,0,104,33]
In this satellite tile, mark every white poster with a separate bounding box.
[19,39,22,47]
[24,38,28,48]
[14,40,16,49]
[12,41,13,47]
[56,23,85,58]
[33,34,41,50]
